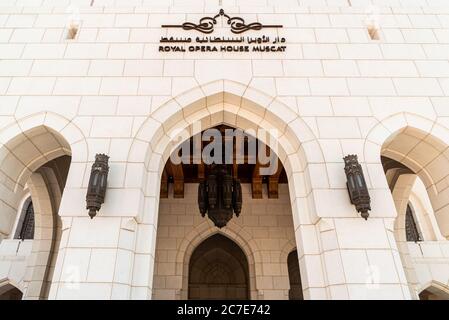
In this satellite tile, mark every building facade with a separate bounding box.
[1,0,449,300]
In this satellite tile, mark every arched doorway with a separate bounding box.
[378,124,449,298]
[136,84,325,300]
[188,234,249,300]
[380,127,449,238]
[0,124,73,299]
[287,250,303,300]
[0,283,23,300]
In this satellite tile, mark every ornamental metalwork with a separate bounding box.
[198,164,242,228]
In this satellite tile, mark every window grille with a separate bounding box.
[16,200,35,240]
[405,204,421,242]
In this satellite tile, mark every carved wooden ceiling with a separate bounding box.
[161,125,287,199]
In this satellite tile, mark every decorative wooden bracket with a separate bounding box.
[268,160,282,199]
[252,161,263,199]
[160,169,169,198]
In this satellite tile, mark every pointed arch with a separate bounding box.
[186,231,251,300]
[366,112,449,299]
[130,80,326,299]
[0,278,23,300]
[0,112,87,299]
[0,112,87,240]
[365,113,449,238]
[418,281,449,300]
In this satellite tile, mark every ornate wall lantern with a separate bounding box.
[343,154,371,220]
[86,154,109,219]
[198,164,242,228]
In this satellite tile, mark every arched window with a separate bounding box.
[405,203,421,242]
[13,197,35,240]
[0,284,23,300]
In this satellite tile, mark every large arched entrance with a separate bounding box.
[132,83,325,300]
[152,124,298,300]
[367,116,449,299]
[419,283,449,300]
[379,125,449,239]
[188,234,249,300]
[0,119,76,299]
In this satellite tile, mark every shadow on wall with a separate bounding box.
[0,283,23,300]
[419,284,449,300]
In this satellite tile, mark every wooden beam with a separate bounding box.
[160,169,168,198]
[268,160,283,199]
[252,161,263,199]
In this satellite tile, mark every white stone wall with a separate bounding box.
[0,0,448,299]
[0,239,32,292]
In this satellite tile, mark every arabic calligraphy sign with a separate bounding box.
[160,9,286,53]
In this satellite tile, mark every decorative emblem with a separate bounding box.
[198,164,242,228]
[162,9,282,34]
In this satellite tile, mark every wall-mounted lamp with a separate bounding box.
[343,154,371,220]
[86,154,109,219]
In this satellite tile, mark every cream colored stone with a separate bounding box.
[1,1,449,301]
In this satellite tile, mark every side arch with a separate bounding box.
[128,80,323,174]
[176,221,259,300]
[279,240,297,266]
[367,112,449,299]
[0,278,23,300]
[131,81,326,299]
[364,112,449,238]
[418,281,449,300]
[24,170,61,299]
[0,112,87,237]
[0,111,88,164]
[0,113,86,299]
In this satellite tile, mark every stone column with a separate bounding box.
[49,159,145,299]
[323,217,410,299]
[311,161,411,300]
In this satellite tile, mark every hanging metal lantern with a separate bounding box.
[343,154,371,220]
[86,154,110,219]
[198,165,242,228]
